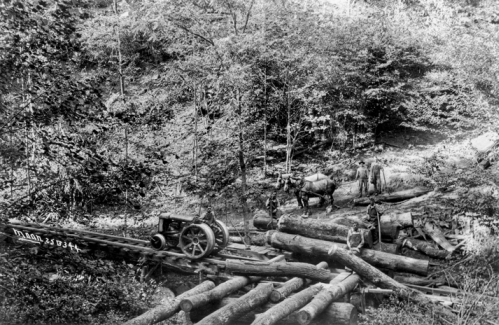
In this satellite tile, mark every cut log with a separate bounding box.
[424,222,456,253]
[230,232,266,246]
[380,212,414,228]
[393,274,446,287]
[353,187,432,206]
[270,261,329,303]
[189,298,358,325]
[400,238,450,259]
[181,255,285,312]
[226,259,338,283]
[252,284,323,325]
[326,244,456,320]
[277,215,374,247]
[196,283,273,325]
[254,211,279,230]
[121,280,215,325]
[297,272,360,324]
[267,231,429,276]
[373,242,401,255]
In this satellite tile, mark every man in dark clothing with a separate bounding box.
[200,206,216,225]
[266,192,280,218]
[370,157,385,195]
[355,161,369,197]
[364,197,381,243]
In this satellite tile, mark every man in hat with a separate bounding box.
[370,157,385,195]
[266,192,280,218]
[200,206,216,225]
[364,197,381,244]
[355,161,369,197]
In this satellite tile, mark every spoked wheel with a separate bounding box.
[179,223,215,259]
[212,220,230,250]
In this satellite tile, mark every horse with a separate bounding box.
[277,175,336,213]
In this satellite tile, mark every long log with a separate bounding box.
[181,255,285,312]
[226,259,338,283]
[400,238,450,259]
[268,231,429,276]
[373,242,401,254]
[353,187,432,206]
[278,215,374,246]
[189,298,358,325]
[121,280,215,325]
[196,283,274,325]
[381,212,413,228]
[330,212,412,239]
[326,244,456,320]
[230,232,267,246]
[297,272,360,325]
[252,284,323,325]
[254,212,278,230]
[270,261,329,302]
[424,222,456,253]
[393,274,446,287]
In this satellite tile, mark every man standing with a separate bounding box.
[346,222,365,254]
[364,197,381,244]
[355,161,369,197]
[266,192,280,218]
[370,157,385,195]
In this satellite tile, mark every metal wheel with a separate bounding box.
[150,233,166,250]
[179,223,215,259]
[212,220,230,249]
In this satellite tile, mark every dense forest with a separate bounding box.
[1,0,499,324]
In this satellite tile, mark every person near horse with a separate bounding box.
[266,192,280,218]
[355,161,369,197]
[364,197,381,243]
[370,157,385,195]
[346,221,365,254]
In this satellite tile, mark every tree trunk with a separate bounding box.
[189,298,357,325]
[381,212,413,228]
[277,215,374,247]
[254,213,278,230]
[297,272,359,324]
[196,283,273,325]
[327,244,456,321]
[270,262,329,303]
[229,232,266,246]
[225,260,338,283]
[267,231,429,276]
[424,222,455,253]
[353,187,432,206]
[236,89,250,244]
[400,238,450,259]
[180,256,285,312]
[372,242,401,255]
[393,274,447,287]
[122,280,215,325]
[252,284,323,325]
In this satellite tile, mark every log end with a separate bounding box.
[296,310,312,325]
[269,290,283,303]
[179,299,194,312]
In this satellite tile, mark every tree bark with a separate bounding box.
[122,280,215,325]
[196,283,273,325]
[252,284,323,325]
[400,238,450,259]
[180,256,285,312]
[372,242,401,255]
[278,215,374,247]
[380,212,413,228]
[230,232,266,246]
[254,213,278,230]
[297,272,360,325]
[353,187,432,206]
[270,262,329,303]
[393,274,446,287]
[326,244,456,320]
[424,222,455,253]
[267,231,429,276]
[225,259,338,283]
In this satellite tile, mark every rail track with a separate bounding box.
[0,221,280,275]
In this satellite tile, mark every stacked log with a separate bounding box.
[122,280,215,325]
[277,215,374,247]
[400,238,449,259]
[353,187,432,206]
[188,298,358,325]
[267,231,429,276]
[423,222,456,253]
[270,262,329,303]
[225,260,338,283]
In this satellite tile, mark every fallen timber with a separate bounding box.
[353,187,432,206]
[270,261,329,302]
[254,212,279,230]
[423,222,456,253]
[277,215,374,247]
[226,260,339,283]
[297,272,360,325]
[188,298,358,325]
[122,280,216,325]
[180,255,286,312]
[327,244,456,320]
[267,231,429,276]
[400,237,450,259]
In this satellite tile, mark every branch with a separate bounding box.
[242,0,255,33]
[173,22,215,46]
